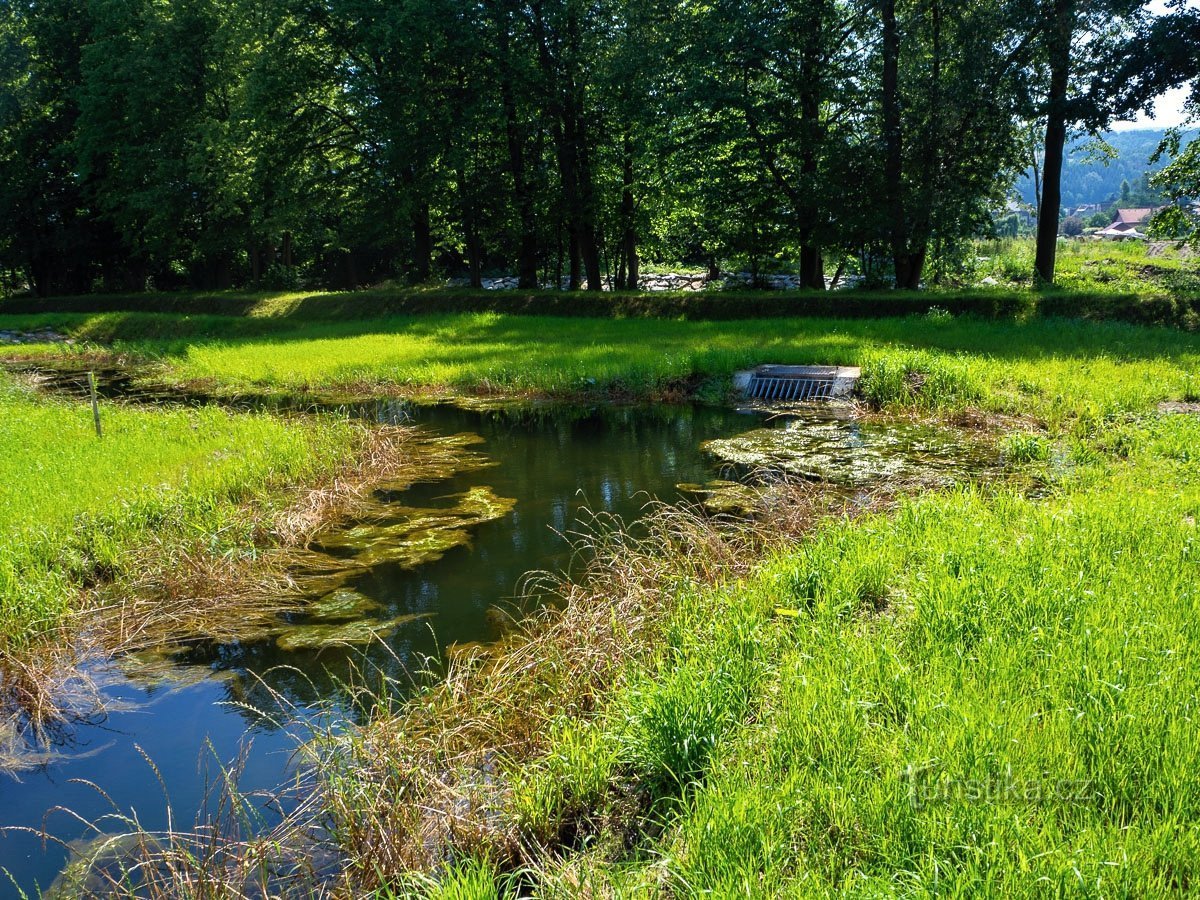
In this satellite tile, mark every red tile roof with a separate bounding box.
[1115,208,1157,225]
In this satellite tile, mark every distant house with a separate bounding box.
[1096,207,1161,240]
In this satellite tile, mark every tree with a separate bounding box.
[878,0,1032,288]
[1031,0,1156,285]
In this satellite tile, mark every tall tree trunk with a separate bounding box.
[797,20,825,290]
[1035,0,1074,285]
[497,13,539,289]
[459,166,483,289]
[881,0,915,289]
[568,226,582,289]
[412,201,432,282]
[800,245,824,289]
[619,132,639,291]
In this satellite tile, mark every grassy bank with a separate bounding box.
[0,375,359,650]
[42,311,1198,897]
[515,422,1200,896]
[4,301,1199,895]
[2,310,1199,430]
[2,279,1199,329]
[80,408,1200,897]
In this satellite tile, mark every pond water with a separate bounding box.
[0,376,1000,893]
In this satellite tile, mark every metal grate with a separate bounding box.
[746,374,836,402]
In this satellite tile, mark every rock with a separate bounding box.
[0,329,69,345]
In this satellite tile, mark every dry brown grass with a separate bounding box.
[291,481,875,890]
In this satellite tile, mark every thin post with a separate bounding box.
[88,371,102,438]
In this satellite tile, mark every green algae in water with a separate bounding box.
[275,613,431,652]
[310,485,516,570]
[350,525,475,568]
[306,587,382,622]
[677,479,767,515]
[704,416,992,485]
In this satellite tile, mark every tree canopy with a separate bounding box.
[0,0,1193,295]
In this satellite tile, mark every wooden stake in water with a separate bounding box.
[88,371,102,438]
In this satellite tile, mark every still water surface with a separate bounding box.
[1,399,771,893]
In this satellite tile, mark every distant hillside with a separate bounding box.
[1016,129,1194,209]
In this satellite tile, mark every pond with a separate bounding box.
[0,380,1000,893]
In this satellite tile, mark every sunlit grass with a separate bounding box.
[3,310,1196,429]
[520,415,1200,896]
[0,376,355,647]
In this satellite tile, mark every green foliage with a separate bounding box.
[1001,430,1052,462]
[5,0,1165,295]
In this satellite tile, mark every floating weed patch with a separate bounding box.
[702,413,997,486]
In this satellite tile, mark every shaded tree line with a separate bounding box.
[0,0,1191,296]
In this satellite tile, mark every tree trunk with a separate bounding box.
[497,15,539,289]
[619,132,639,291]
[882,0,922,289]
[580,221,602,291]
[412,202,432,282]
[800,245,824,290]
[458,164,483,289]
[568,226,582,289]
[1035,0,1073,285]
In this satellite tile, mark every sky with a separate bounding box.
[1111,0,1197,131]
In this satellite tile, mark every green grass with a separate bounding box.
[3,298,1200,894]
[977,237,1199,295]
[505,414,1200,897]
[2,310,1198,430]
[0,376,356,647]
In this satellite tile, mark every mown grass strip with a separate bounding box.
[2,310,1197,429]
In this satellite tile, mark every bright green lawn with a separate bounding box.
[0,377,354,646]
[2,311,1198,429]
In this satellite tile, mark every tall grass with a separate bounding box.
[526,415,1200,897]
[78,410,1200,896]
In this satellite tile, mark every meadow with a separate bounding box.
[2,308,1199,431]
[0,376,357,649]
[2,297,1200,896]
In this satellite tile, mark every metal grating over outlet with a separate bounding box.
[747,374,835,401]
[736,365,861,403]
